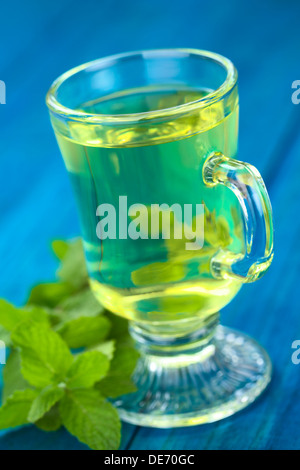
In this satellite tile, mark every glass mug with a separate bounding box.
[47,49,274,427]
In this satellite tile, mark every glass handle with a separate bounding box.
[203,152,274,283]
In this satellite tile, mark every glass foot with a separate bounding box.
[113,326,272,428]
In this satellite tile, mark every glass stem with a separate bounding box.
[129,313,220,362]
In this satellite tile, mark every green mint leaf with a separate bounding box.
[96,346,139,398]
[56,289,105,322]
[35,403,62,432]
[2,349,31,403]
[0,389,38,430]
[27,282,75,309]
[66,351,109,389]
[60,389,120,450]
[52,240,69,260]
[87,340,115,360]
[0,325,11,347]
[106,312,130,343]
[56,239,88,288]
[57,316,111,349]
[0,300,49,332]
[11,322,73,388]
[28,384,65,423]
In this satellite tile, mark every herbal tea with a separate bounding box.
[53,85,243,324]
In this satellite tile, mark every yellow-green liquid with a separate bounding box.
[53,85,243,328]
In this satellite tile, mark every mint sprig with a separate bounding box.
[60,389,120,451]
[0,239,139,450]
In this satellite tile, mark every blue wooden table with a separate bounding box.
[1,0,300,450]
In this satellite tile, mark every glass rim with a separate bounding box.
[46,48,238,124]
